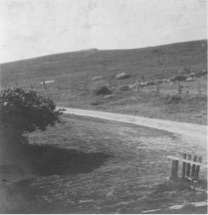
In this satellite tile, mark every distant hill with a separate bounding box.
[0,40,207,87]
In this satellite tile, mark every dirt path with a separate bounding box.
[59,107,207,152]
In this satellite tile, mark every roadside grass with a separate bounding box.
[1,115,207,213]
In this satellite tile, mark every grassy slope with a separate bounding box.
[1,116,207,213]
[0,40,207,124]
[1,40,207,87]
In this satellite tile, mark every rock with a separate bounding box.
[92,76,104,82]
[170,75,186,82]
[140,82,147,87]
[155,79,163,84]
[163,79,170,83]
[186,77,194,82]
[195,70,207,77]
[120,85,130,91]
[104,95,114,99]
[189,72,196,78]
[129,83,136,89]
[116,72,130,80]
[145,81,155,86]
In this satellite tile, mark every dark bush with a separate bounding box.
[0,88,62,138]
[93,85,112,96]
[164,94,182,104]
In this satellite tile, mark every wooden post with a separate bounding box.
[142,74,145,82]
[30,83,33,89]
[43,81,46,89]
[58,82,61,90]
[186,154,192,178]
[194,156,202,180]
[196,79,201,95]
[191,156,197,178]
[182,153,187,180]
[15,81,18,87]
[170,160,179,180]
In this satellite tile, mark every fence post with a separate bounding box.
[30,83,33,89]
[57,82,61,90]
[195,156,202,180]
[191,156,197,178]
[186,154,192,178]
[43,81,46,90]
[182,153,187,180]
[196,79,201,95]
[15,81,18,87]
[170,160,179,180]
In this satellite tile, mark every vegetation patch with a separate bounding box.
[23,144,111,176]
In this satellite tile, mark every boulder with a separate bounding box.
[120,85,130,91]
[189,72,196,78]
[104,95,114,99]
[116,72,130,80]
[186,77,194,82]
[155,79,163,84]
[129,83,136,89]
[92,76,104,82]
[163,79,170,83]
[145,81,155,86]
[170,75,186,82]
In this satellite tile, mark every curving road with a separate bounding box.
[59,107,207,151]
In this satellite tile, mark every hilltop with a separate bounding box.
[1,40,207,86]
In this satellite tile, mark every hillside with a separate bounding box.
[0,40,207,125]
[0,40,207,87]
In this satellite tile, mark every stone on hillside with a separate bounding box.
[120,85,130,91]
[186,77,194,82]
[104,94,114,99]
[116,72,130,80]
[145,81,155,86]
[189,72,196,78]
[92,76,104,82]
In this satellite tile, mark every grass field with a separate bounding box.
[1,116,207,213]
[0,40,207,213]
[1,40,207,124]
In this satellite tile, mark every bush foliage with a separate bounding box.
[93,85,112,96]
[0,88,62,136]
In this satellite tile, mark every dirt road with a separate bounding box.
[60,107,207,152]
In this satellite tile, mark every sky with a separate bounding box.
[0,0,207,63]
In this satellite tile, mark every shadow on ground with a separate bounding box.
[24,144,111,176]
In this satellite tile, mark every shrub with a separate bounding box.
[93,85,112,96]
[0,88,62,138]
[164,94,182,104]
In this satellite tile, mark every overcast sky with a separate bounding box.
[0,0,207,63]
